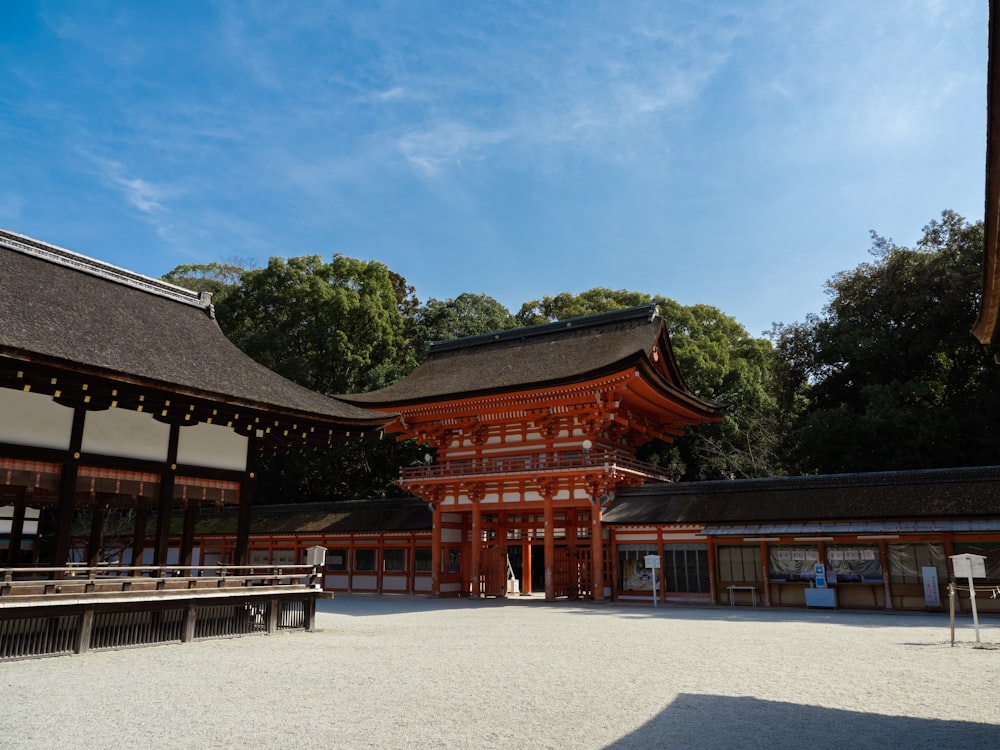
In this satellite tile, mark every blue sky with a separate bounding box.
[0,1,987,336]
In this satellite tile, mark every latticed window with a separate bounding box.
[888,543,946,584]
[354,548,376,572]
[383,548,406,572]
[325,549,347,571]
[414,548,432,572]
[662,544,710,593]
[717,545,762,583]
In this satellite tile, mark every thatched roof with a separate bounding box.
[341,304,721,419]
[606,466,1000,533]
[0,228,389,433]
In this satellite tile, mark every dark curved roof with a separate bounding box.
[0,228,389,428]
[185,497,431,536]
[342,304,721,417]
[605,466,1000,529]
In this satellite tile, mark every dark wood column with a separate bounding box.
[154,424,180,566]
[179,499,199,566]
[234,435,258,566]
[52,408,86,569]
[6,489,26,564]
[86,507,106,566]
[130,497,149,566]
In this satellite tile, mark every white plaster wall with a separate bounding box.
[326,573,349,589]
[176,421,248,471]
[82,407,170,461]
[0,388,74,449]
[616,532,659,542]
[382,575,408,591]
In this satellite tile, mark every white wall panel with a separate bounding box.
[82,407,170,461]
[0,388,74,449]
[176,421,248,471]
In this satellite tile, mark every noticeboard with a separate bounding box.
[644,554,661,569]
[951,554,987,579]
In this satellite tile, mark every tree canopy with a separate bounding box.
[517,288,787,480]
[161,210,997,500]
[408,293,517,355]
[516,288,655,325]
[216,254,416,395]
[652,300,786,480]
[771,211,998,473]
[161,260,251,305]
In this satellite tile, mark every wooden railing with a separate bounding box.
[0,564,326,661]
[399,451,672,484]
[0,564,322,599]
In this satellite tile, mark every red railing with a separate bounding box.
[398,451,671,484]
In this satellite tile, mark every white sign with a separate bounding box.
[951,554,988,643]
[951,554,987,579]
[921,566,940,607]
[644,554,661,569]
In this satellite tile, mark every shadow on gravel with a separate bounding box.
[605,693,999,750]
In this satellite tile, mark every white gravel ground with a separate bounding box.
[2,595,999,749]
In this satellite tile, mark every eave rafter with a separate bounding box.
[0,357,384,449]
[388,374,639,444]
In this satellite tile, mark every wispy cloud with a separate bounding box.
[85,154,177,237]
[397,122,513,177]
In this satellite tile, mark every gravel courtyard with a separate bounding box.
[2,595,998,749]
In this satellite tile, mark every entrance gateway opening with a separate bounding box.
[474,512,597,598]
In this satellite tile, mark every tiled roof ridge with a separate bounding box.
[425,302,660,356]
[0,227,214,314]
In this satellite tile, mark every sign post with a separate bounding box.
[950,554,987,643]
[644,554,661,609]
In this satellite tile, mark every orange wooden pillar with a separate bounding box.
[470,499,482,598]
[543,493,555,600]
[431,503,442,596]
[878,540,893,610]
[706,535,718,605]
[521,537,532,595]
[590,503,604,601]
[760,541,772,607]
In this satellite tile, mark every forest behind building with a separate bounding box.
[163,210,999,503]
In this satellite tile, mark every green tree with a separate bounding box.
[213,254,421,503]
[409,293,518,353]
[162,260,252,305]
[253,440,425,503]
[516,288,655,325]
[515,288,787,480]
[217,254,417,395]
[771,211,1000,473]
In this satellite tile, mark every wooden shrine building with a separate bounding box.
[0,228,391,570]
[340,305,723,600]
